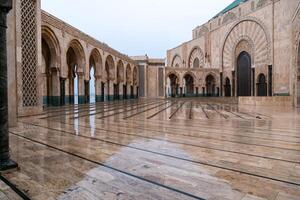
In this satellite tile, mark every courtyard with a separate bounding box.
[0,99,300,200]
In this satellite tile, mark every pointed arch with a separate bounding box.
[89,48,102,77]
[41,25,61,72]
[67,39,86,74]
[117,60,125,83]
[105,55,115,80]
[171,54,182,67]
[188,47,204,68]
[126,64,132,84]
[221,18,271,70]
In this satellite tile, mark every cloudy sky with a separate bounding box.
[42,0,232,58]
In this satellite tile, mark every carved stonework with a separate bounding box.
[257,0,267,9]
[171,55,182,67]
[222,12,236,25]
[235,40,253,61]
[189,47,204,68]
[222,18,271,70]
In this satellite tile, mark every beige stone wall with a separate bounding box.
[132,56,165,98]
[7,0,18,126]
[167,0,300,104]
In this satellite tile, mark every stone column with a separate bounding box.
[0,0,18,171]
[133,86,137,99]
[41,73,48,107]
[119,82,124,100]
[95,75,102,102]
[77,72,85,104]
[108,80,114,101]
[65,78,70,104]
[51,69,60,106]
[127,84,131,99]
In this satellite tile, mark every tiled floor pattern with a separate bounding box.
[1,99,300,200]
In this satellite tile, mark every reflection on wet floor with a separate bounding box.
[1,98,300,200]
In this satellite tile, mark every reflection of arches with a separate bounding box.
[67,39,86,104]
[189,47,204,68]
[183,74,194,96]
[237,51,251,96]
[224,77,231,97]
[171,55,182,67]
[41,26,61,107]
[206,74,216,97]
[257,74,267,96]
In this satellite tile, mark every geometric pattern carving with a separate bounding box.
[223,20,269,69]
[21,0,38,106]
[189,47,204,68]
[171,55,182,67]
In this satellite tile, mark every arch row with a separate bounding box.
[41,25,138,107]
[165,70,221,97]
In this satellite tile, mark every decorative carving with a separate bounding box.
[20,0,38,107]
[222,12,237,25]
[222,18,271,70]
[189,47,204,68]
[171,55,182,67]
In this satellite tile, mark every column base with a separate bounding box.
[96,95,104,102]
[78,96,86,104]
[0,159,18,172]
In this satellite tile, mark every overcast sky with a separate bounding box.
[42,0,232,58]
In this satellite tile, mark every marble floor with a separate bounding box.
[1,98,300,200]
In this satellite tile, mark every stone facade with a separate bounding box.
[132,56,165,99]
[166,0,300,107]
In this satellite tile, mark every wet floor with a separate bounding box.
[1,98,300,200]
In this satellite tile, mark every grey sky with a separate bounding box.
[42,0,233,58]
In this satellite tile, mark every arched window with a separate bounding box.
[193,58,200,68]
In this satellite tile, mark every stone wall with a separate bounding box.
[166,0,300,106]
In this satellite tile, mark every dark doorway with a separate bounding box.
[224,78,231,97]
[184,74,194,97]
[257,74,267,96]
[206,75,215,97]
[169,74,178,97]
[237,51,251,96]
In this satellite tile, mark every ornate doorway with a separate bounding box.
[237,52,251,96]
